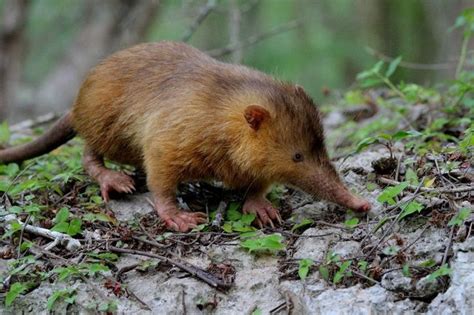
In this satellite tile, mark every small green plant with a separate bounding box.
[47,289,76,311]
[356,56,404,98]
[344,217,359,229]
[448,208,471,227]
[52,263,109,281]
[51,208,83,236]
[5,282,28,307]
[298,258,314,280]
[291,218,313,232]
[453,8,474,78]
[240,233,285,253]
[377,182,408,205]
[356,130,421,157]
[427,264,452,282]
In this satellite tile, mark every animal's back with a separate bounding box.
[71,41,227,166]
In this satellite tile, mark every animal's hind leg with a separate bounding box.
[83,146,135,202]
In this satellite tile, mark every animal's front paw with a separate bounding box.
[243,197,282,228]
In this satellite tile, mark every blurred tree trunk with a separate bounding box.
[0,0,30,121]
[33,0,160,116]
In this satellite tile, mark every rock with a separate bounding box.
[308,285,420,314]
[324,111,347,129]
[428,243,474,314]
[331,241,361,259]
[415,275,444,299]
[291,201,339,223]
[108,192,154,221]
[293,228,343,262]
[406,227,448,264]
[381,270,413,293]
[336,149,387,174]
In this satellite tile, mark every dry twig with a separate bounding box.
[207,20,300,57]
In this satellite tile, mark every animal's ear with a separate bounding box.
[244,105,270,131]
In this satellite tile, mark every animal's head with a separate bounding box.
[239,84,370,213]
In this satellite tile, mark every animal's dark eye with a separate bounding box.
[293,153,304,163]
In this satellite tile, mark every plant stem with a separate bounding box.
[376,72,405,99]
[455,30,471,78]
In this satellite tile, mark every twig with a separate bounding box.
[107,246,232,290]
[1,214,81,251]
[115,263,141,280]
[442,225,455,266]
[207,20,300,57]
[17,214,31,257]
[181,0,217,42]
[395,155,402,182]
[211,201,228,227]
[351,268,380,285]
[228,0,242,63]
[378,177,474,194]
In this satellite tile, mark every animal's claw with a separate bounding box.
[243,197,282,228]
[157,205,207,232]
[97,171,135,202]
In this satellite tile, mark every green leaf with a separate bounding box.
[382,245,400,256]
[319,265,330,281]
[391,130,422,141]
[405,168,419,185]
[427,264,452,282]
[240,233,285,253]
[333,260,352,284]
[87,263,109,276]
[5,282,28,307]
[385,56,402,77]
[377,182,409,205]
[47,290,69,311]
[291,218,313,232]
[402,264,411,277]
[51,222,69,233]
[448,208,471,227]
[240,214,256,225]
[399,201,424,220]
[67,218,82,236]
[0,163,19,177]
[226,202,241,221]
[222,222,233,233]
[355,136,379,153]
[344,217,359,229]
[358,261,368,272]
[251,309,262,315]
[298,259,314,280]
[54,208,70,224]
[419,259,437,268]
[372,60,384,73]
[8,206,22,214]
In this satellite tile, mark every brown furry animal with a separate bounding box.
[0,41,370,231]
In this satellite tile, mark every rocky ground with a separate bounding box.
[0,87,473,314]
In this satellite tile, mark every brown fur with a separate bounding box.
[1,41,370,231]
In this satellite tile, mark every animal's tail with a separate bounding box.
[0,112,77,164]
